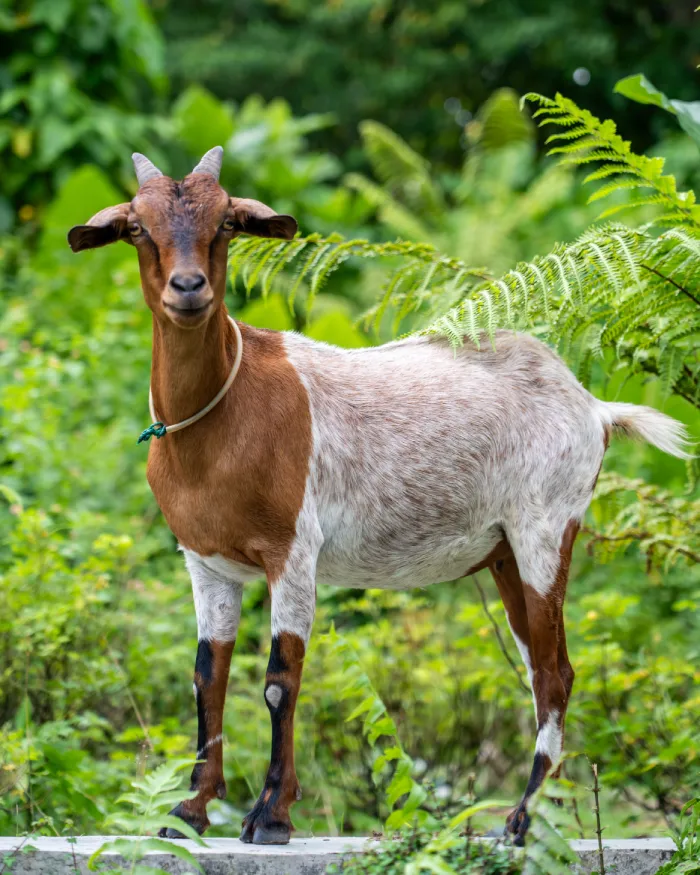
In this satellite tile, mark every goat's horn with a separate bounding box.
[191,146,224,180]
[132,153,163,187]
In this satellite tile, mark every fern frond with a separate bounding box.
[344,171,432,240]
[584,163,643,183]
[357,120,445,218]
[287,238,331,309]
[587,473,700,568]
[229,215,700,410]
[242,238,288,295]
[324,626,428,829]
[420,222,700,405]
[229,233,491,329]
[524,92,700,229]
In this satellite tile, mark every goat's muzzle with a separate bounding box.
[163,270,214,326]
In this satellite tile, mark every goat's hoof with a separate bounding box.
[160,826,187,839]
[249,823,291,844]
[240,806,291,845]
[159,802,209,839]
[505,803,530,847]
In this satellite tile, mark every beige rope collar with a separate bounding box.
[138,316,243,444]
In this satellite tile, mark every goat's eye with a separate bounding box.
[221,218,236,232]
[128,222,142,237]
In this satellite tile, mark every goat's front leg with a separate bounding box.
[240,545,317,844]
[160,553,243,838]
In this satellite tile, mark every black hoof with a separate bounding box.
[240,798,291,845]
[160,826,187,839]
[240,815,291,845]
[251,824,291,844]
[506,804,531,846]
[158,802,209,839]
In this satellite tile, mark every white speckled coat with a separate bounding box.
[286,330,603,593]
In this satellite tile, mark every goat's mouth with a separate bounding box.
[163,298,214,326]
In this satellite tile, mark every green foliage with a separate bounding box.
[615,75,700,149]
[657,798,700,875]
[586,472,700,568]
[325,627,428,830]
[158,0,698,172]
[522,92,700,226]
[330,781,581,875]
[0,0,167,226]
[88,759,204,875]
[344,92,596,273]
[332,820,521,875]
[228,230,486,329]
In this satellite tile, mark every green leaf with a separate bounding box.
[447,799,511,831]
[238,294,294,331]
[614,74,674,112]
[672,100,700,149]
[305,311,369,348]
[173,85,235,158]
[345,695,375,723]
[88,837,204,873]
[0,484,22,509]
[615,74,700,147]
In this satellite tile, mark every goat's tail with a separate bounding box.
[599,401,693,459]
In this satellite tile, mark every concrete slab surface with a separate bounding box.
[0,834,680,874]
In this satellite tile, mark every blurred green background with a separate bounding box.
[0,0,698,844]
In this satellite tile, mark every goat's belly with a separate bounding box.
[315,526,502,590]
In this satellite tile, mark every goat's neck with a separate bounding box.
[150,304,235,427]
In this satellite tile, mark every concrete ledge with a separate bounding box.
[0,835,677,874]
[570,839,676,875]
[0,837,366,875]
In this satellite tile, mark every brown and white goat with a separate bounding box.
[68,147,689,845]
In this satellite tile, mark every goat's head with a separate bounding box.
[68,147,297,328]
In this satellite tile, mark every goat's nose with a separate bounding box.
[169,272,206,293]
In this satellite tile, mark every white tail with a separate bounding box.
[600,402,692,459]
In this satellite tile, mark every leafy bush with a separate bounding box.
[88,759,205,875]
[657,797,700,875]
[158,0,698,170]
[0,0,167,226]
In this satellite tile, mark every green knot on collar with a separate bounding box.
[137,422,167,444]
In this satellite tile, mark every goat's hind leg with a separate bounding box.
[490,521,578,845]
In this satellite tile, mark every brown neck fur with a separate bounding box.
[150,303,235,430]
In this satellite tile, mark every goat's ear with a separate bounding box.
[229,197,298,240]
[67,204,132,252]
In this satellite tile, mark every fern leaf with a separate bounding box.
[479,288,497,344]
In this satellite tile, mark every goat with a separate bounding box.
[68,147,690,846]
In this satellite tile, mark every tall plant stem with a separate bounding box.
[591,762,606,875]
